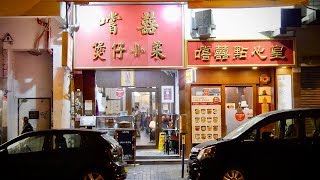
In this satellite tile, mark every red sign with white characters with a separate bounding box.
[74,4,183,69]
[187,39,295,67]
[115,88,125,97]
[235,111,245,121]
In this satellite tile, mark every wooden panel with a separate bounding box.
[292,71,301,108]
[194,69,261,85]
[65,0,201,2]
[188,0,308,8]
[0,0,60,16]
[301,89,320,108]
[82,70,96,114]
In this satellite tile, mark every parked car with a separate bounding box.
[0,129,127,180]
[187,108,320,180]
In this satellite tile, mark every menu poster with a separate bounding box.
[191,87,222,144]
[115,129,136,162]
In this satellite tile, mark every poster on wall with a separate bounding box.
[161,86,174,103]
[277,74,292,110]
[191,87,221,144]
[121,71,134,87]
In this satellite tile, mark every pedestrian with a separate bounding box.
[21,116,34,134]
[133,106,142,137]
[149,116,156,142]
[145,114,151,134]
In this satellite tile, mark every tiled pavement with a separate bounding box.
[126,163,189,180]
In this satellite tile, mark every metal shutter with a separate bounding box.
[301,67,320,108]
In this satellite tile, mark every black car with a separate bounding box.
[187,108,320,180]
[0,129,127,180]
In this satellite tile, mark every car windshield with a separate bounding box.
[223,113,268,139]
[101,133,119,148]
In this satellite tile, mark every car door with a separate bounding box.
[234,123,278,180]
[236,111,303,180]
[258,112,303,179]
[59,133,85,178]
[301,109,320,179]
[5,134,47,179]
[45,132,85,179]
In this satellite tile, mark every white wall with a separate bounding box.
[185,6,292,39]
[0,18,48,50]
[8,51,53,138]
[0,17,70,140]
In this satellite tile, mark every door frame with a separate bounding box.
[18,97,52,135]
[127,87,159,149]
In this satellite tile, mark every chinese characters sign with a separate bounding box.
[187,40,295,66]
[75,4,183,69]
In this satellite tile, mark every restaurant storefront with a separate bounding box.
[180,39,296,152]
[72,3,184,158]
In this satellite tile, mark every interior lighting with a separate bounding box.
[281,66,287,69]
[222,67,227,70]
[252,67,258,70]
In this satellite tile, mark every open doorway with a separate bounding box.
[127,88,158,148]
[18,98,51,135]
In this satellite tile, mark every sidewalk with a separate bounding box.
[126,163,188,180]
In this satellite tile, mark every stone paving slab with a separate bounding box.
[126,164,188,180]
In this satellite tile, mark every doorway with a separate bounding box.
[127,88,158,148]
[225,86,254,134]
[18,98,51,135]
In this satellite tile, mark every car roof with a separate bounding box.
[251,107,320,123]
[26,128,109,135]
[224,107,320,140]
[0,128,111,147]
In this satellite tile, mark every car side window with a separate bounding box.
[259,118,298,140]
[7,136,45,154]
[305,117,320,138]
[243,117,298,141]
[53,134,81,150]
[64,134,81,148]
[243,128,257,141]
[284,119,298,139]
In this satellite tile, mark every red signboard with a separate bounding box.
[115,88,125,98]
[187,39,295,67]
[74,4,183,69]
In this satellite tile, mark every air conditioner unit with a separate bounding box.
[190,9,216,39]
[198,26,212,39]
[302,10,320,25]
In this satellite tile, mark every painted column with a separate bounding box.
[51,18,71,129]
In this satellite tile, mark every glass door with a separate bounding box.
[128,88,158,148]
[225,86,254,134]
